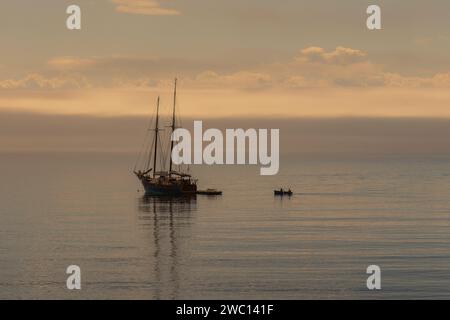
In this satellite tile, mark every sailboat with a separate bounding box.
[134,79,198,196]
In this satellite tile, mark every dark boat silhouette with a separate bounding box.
[134,79,197,196]
[197,189,223,196]
[274,188,293,196]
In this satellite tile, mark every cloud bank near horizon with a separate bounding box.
[3,46,450,92]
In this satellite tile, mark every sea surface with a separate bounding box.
[1,152,450,299]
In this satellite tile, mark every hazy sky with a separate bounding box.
[0,0,450,118]
[2,112,450,155]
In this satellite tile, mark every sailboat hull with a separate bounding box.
[140,177,197,196]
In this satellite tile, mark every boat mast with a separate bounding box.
[153,96,160,178]
[169,78,177,175]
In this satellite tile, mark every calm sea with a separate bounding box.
[1,152,450,299]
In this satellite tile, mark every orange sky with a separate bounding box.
[1,0,450,118]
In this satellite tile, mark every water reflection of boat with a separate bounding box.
[137,195,196,299]
[139,195,197,211]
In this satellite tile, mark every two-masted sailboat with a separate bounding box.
[134,79,198,196]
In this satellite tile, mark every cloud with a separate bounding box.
[40,47,377,90]
[47,57,96,70]
[48,55,162,72]
[4,46,450,93]
[282,75,328,89]
[384,72,450,88]
[180,47,378,90]
[432,72,450,86]
[183,47,379,89]
[0,73,90,90]
[111,0,180,16]
[194,70,272,90]
[184,47,450,90]
[111,77,159,89]
[284,46,450,88]
[45,55,210,83]
[296,46,368,65]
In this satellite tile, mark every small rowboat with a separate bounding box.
[274,189,293,196]
[197,189,223,196]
